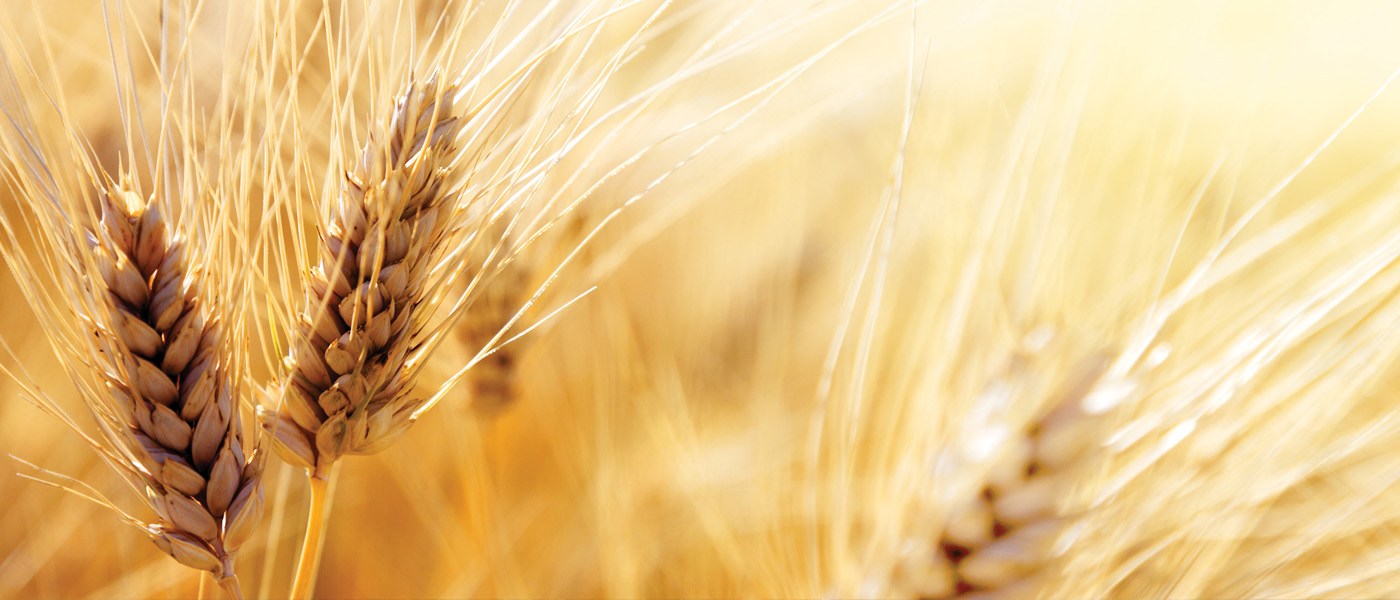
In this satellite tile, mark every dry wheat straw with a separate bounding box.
[67,181,261,597]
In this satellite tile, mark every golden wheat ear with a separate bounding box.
[259,75,466,476]
[257,73,468,600]
[78,181,263,597]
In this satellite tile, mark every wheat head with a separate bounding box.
[455,222,535,417]
[259,75,466,476]
[0,0,271,591]
[0,171,264,596]
[86,182,264,595]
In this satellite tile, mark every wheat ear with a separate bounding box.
[257,75,464,598]
[259,76,464,473]
[893,357,1109,599]
[86,182,264,598]
[456,222,535,416]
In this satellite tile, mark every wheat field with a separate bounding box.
[3,0,1400,598]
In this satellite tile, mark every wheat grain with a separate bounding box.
[258,75,466,476]
[81,181,262,597]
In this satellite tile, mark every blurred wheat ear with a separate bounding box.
[455,221,537,418]
[893,352,1110,599]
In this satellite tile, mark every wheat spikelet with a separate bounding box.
[258,75,465,476]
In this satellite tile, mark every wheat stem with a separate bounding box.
[218,575,243,600]
[291,467,332,600]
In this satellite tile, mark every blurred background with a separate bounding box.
[4,0,1400,598]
